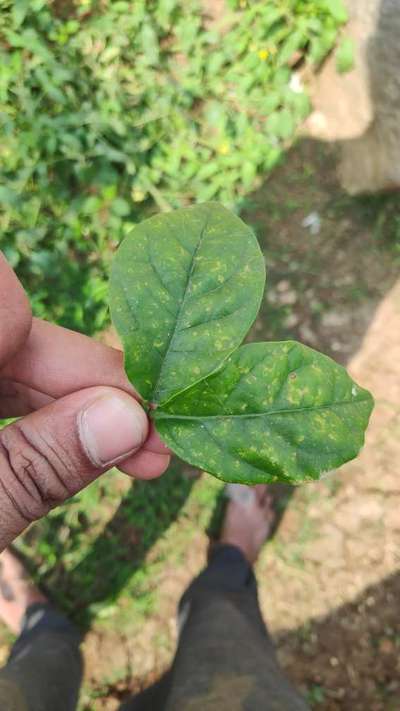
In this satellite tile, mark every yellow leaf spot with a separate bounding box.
[218,142,230,155]
[131,188,146,202]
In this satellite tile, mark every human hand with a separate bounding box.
[0,253,170,551]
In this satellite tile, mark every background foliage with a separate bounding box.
[0,0,347,333]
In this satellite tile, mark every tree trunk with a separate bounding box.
[306,0,400,194]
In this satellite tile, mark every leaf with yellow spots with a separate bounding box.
[110,203,265,405]
[110,203,373,484]
[153,342,374,484]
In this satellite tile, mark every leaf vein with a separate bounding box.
[179,303,248,333]
[151,213,209,402]
[146,235,179,301]
[156,396,371,421]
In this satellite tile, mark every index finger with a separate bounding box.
[2,317,134,399]
[1,317,170,455]
[0,252,32,368]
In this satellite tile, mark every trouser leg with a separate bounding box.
[122,544,308,711]
[0,602,83,711]
[166,544,309,711]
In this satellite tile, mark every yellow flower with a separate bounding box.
[218,142,230,155]
[258,49,269,61]
[131,188,145,202]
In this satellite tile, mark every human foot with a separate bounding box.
[220,484,275,564]
[0,549,47,634]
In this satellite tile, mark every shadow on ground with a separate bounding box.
[73,470,196,627]
[243,139,399,365]
[278,570,400,710]
[32,465,196,627]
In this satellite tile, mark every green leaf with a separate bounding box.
[110,203,266,404]
[324,0,348,23]
[336,37,355,74]
[111,197,131,216]
[12,0,30,27]
[276,109,295,140]
[309,31,337,65]
[277,30,305,67]
[154,342,374,484]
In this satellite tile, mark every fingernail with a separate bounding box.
[78,394,148,467]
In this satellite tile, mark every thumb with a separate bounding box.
[0,386,148,549]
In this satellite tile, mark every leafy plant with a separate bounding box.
[110,202,373,485]
[336,36,355,73]
[0,0,347,333]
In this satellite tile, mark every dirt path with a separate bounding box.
[233,139,400,710]
[261,276,400,710]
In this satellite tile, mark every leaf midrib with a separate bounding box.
[151,215,208,403]
[154,395,372,421]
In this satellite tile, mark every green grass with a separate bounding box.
[14,462,225,629]
[1,0,347,332]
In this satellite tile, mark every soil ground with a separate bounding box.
[0,140,399,710]
[246,141,400,710]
